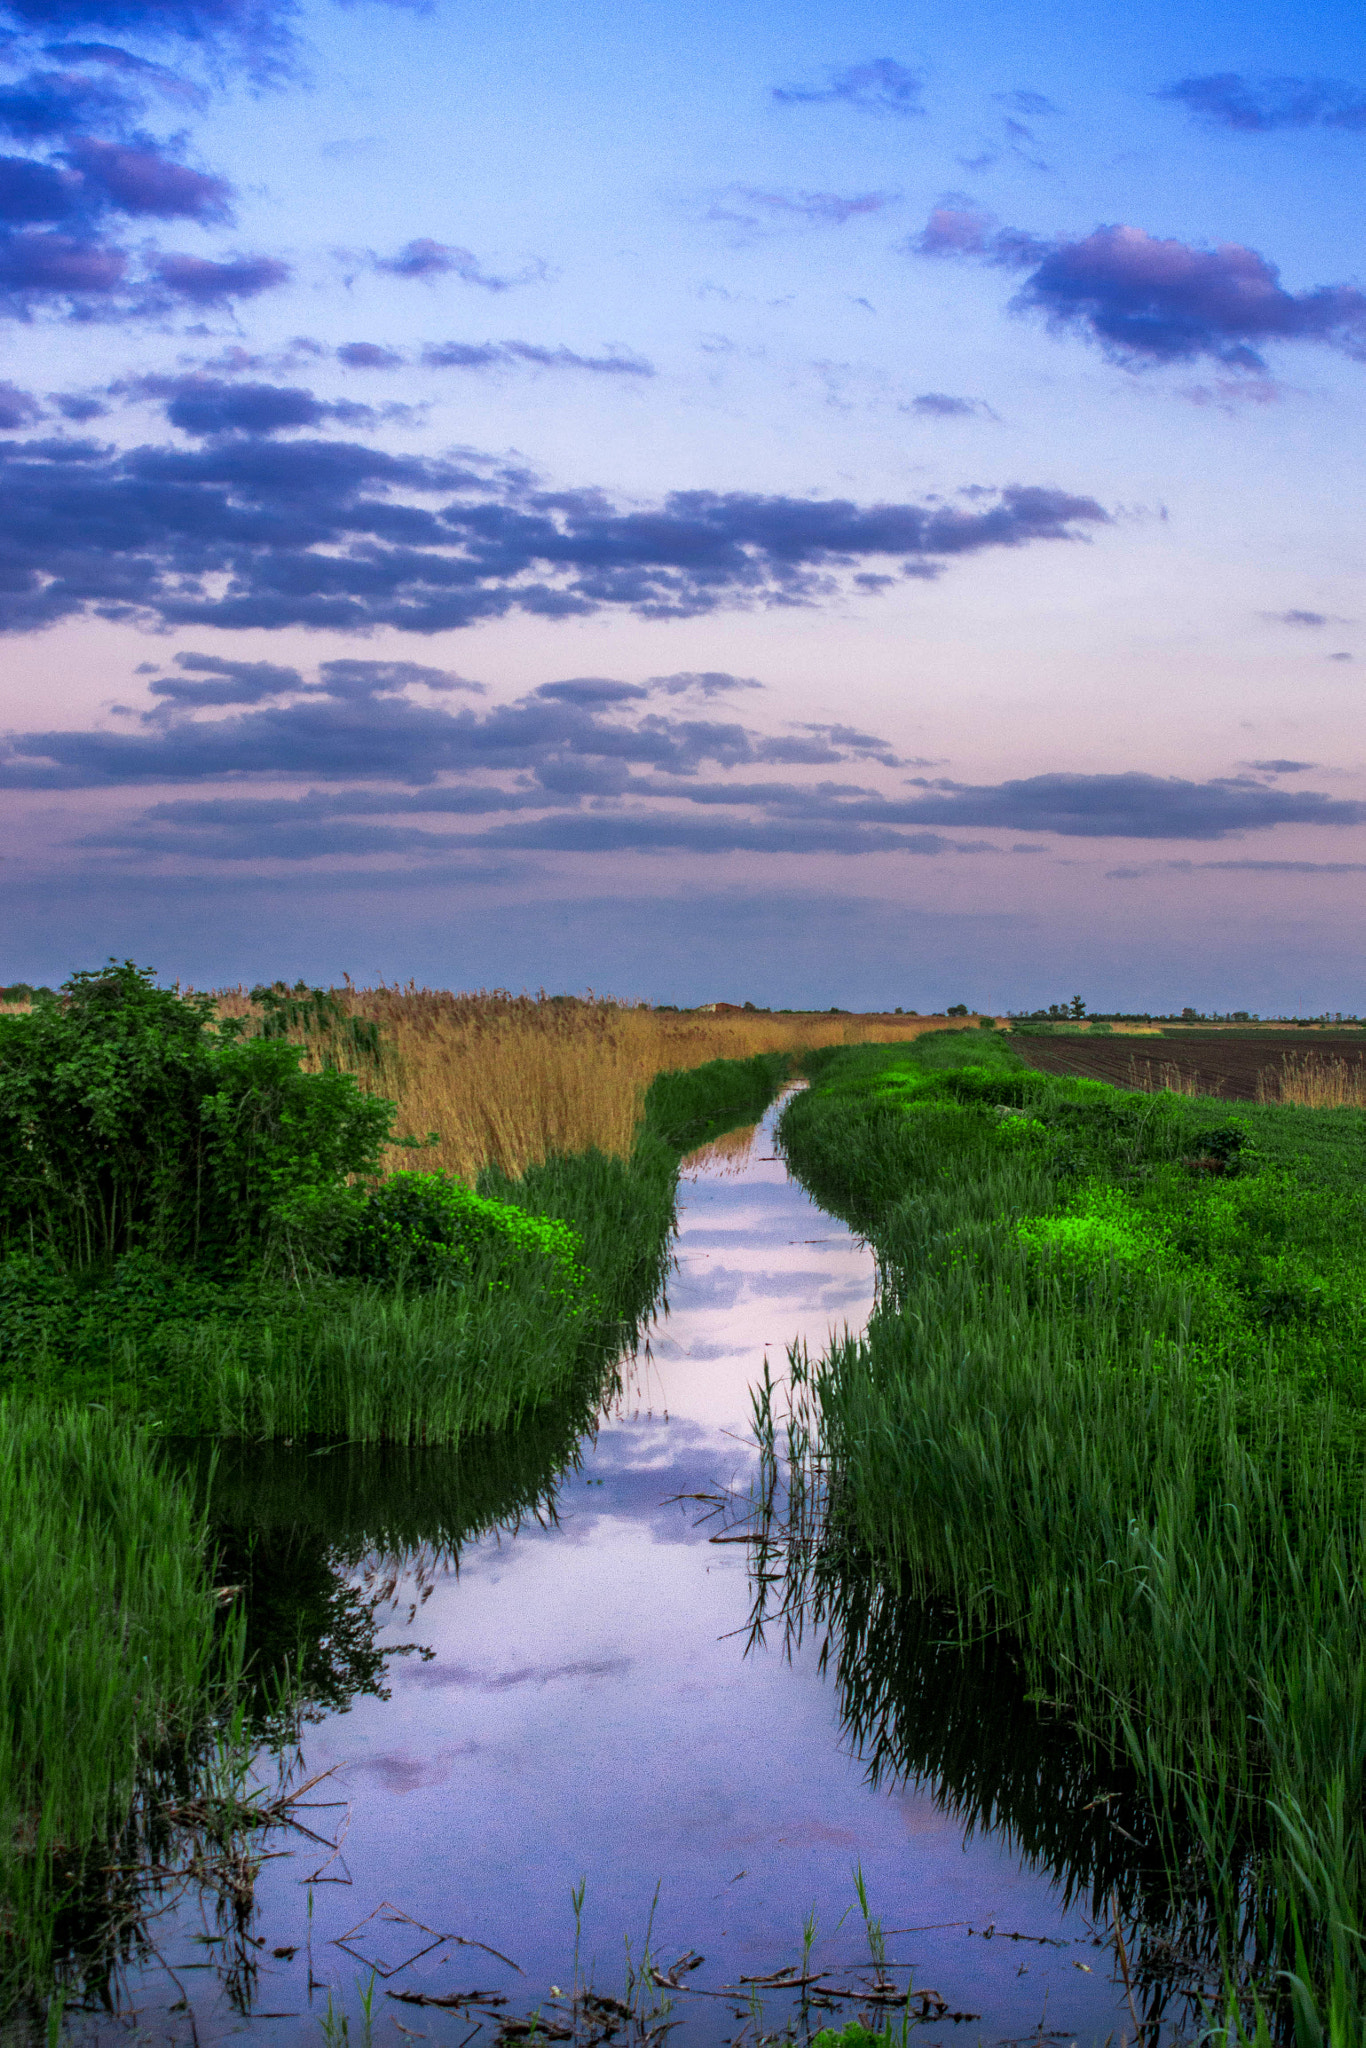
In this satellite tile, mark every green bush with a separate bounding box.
[0,963,393,1272]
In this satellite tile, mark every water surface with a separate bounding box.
[86,1100,1153,2044]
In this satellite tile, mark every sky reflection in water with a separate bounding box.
[122,1102,1144,2044]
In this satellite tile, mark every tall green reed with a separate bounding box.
[0,1400,236,2007]
[777,1043,1366,2041]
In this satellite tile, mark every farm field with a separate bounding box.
[1013,1026,1366,1099]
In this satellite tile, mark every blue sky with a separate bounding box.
[0,0,1363,1008]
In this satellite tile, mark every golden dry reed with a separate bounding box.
[1257,1052,1366,1110]
[212,986,982,1182]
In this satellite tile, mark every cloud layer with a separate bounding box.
[0,15,294,320]
[5,667,1363,883]
[0,428,1108,633]
[1161,74,1366,133]
[772,59,924,118]
[914,205,1366,370]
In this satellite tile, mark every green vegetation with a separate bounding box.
[0,1402,235,2006]
[0,968,787,1446]
[0,966,792,2023]
[778,1030,1366,2039]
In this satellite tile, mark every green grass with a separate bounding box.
[0,1401,235,2008]
[777,1032,1366,2040]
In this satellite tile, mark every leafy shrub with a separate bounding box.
[0,963,393,1271]
[354,1170,589,1300]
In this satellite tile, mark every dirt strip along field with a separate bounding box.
[1010,1031,1366,1100]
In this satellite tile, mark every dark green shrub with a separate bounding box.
[0,962,393,1271]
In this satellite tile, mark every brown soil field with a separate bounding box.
[1011,1030,1366,1101]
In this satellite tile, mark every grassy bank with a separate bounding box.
[0,972,792,2022]
[0,967,789,1446]
[1,1051,788,1445]
[777,1029,1366,2039]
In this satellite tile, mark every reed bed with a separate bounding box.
[1257,1051,1366,1109]
[209,986,969,1181]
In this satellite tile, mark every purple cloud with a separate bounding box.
[909,391,996,418]
[53,390,106,417]
[913,206,1366,370]
[772,58,924,117]
[710,186,897,231]
[1160,74,1366,133]
[0,377,40,425]
[7,659,1362,875]
[0,66,138,141]
[651,671,763,697]
[895,769,1366,837]
[147,376,364,434]
[0,153,81,219]
[1,0,301,86]
[420,338,653,376]
[337,340,404,368]
[0,429,1109,634]
[0,226,126,294]
[372,238,544,290]
[150,249,289,301]
[67,137,230,218]
[147,651,304,704]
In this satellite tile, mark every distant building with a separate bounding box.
[697,1001,745,1013]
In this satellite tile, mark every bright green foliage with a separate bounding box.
[148,1277,595,1444]
[812,2026,888,2048]
[0,1045,787,1451]
[779,1032,1366,2037]
[356,1170,589,1298]
[0,962,393,1270]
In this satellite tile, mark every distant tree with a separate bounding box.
[946,1002,969,1017]
[1069,995,1087,1019]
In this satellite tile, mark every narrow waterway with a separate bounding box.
[94,1099,1153,2045]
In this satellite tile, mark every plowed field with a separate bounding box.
[1010,1031,1366,1100]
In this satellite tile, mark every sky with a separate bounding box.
[0,0,1363,1009]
